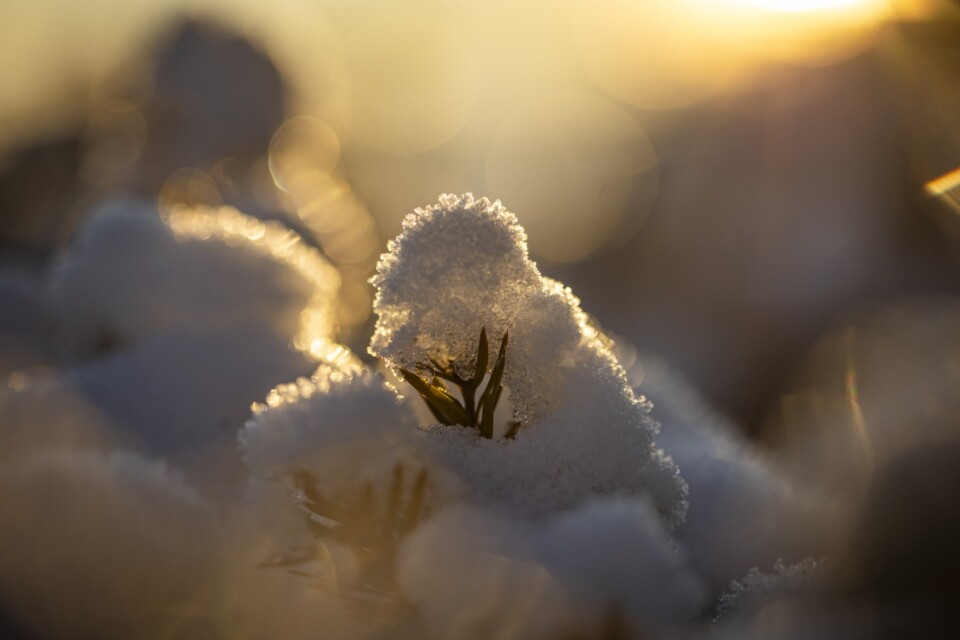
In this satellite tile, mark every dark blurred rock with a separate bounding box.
[856,442,960,597]
[140,21,287,190]
[853,442,960,638]
[0,136,82,256]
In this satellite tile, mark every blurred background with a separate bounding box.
[2,0,960,444]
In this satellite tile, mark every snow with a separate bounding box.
[71,326,314,500]
[539,498,707,626]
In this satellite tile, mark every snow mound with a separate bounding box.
[240,355,458,549]
[48,197,340,358]
[0,374,117,462]
[397,499,705,639]
[0,449,221,640]
[241,361,415,482]
[370,193,542,380]
[636,360,836,594]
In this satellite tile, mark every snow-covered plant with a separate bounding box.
[240,354,457,621]
[369,194,687,526]
[398,327,515,439]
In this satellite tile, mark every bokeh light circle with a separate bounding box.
[268,116,341,194]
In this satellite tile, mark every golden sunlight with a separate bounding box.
[689,0,892,65]
[737,0,879,12]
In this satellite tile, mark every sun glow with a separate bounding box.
[737,0,879,12]
[681,0,892,67]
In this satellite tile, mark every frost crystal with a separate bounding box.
[715,557,832,623]
[370,194,687,526]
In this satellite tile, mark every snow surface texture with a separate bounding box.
[709,558,865,640]
[369,194,687,526]
[241,353,391,476]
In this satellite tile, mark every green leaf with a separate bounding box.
[429,360,464,385]
[420,396,450,425]
[400,369,471,426]
[478,332,508,439]
[473,327,489,387]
